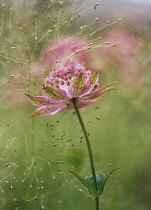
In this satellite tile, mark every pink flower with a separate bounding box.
[97,30,145,85]
[43,36,90,68]
[98,31,141,66]
[26,61,116,117]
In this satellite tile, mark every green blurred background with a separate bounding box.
[0,0,151,209]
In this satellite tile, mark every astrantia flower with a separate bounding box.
[26,61,116,117]
[43,36,90,68]
[97,30,145,85]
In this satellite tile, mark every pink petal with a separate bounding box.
[26,94,52,106]
[43,86,67,100]
[81,83,117,100]
[28,106,56,117]
[26,93,67,106]
[77,99,96,108]
[82,72,99,94]
[28,101,70,117]
[72,73,84,97]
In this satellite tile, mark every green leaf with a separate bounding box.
[97,167,120,196]
[43,86,66,100]
[85,176,95,187]
[69,168,120,197]
[85,174,105,194]
[85,174,104,188]
[69,170,97,196]
[96,174,105,187]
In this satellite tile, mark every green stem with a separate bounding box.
[71,98,98,192]
[95,197,99,210]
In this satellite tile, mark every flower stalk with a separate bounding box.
[71,97,99,210]
[95,197,99,210]
[26,60,118,210]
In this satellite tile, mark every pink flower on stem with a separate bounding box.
[97,31,145,85]
[26,61,116,117]
[43,36,90,68]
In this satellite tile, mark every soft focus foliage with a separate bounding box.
[1,0,151,210]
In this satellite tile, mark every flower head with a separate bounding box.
[97,30,145,85]
[26,61,116,117]
[43,36,90,68]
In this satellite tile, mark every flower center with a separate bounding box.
[45,62,93,90]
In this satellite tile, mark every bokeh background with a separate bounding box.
[0,0,151,209]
